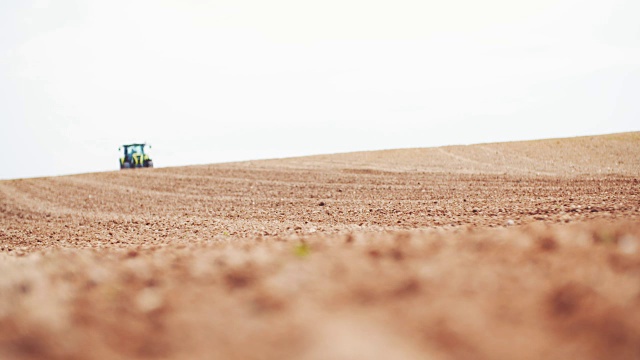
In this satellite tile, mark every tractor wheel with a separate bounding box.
[146,160,154,168]
[123,162,132,169]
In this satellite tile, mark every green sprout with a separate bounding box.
[294,243,310,258]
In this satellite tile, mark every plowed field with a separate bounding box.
[1,133,639,359]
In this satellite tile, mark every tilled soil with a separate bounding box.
[1,132,639,359]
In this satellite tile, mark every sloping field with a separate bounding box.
[0,132,639,359]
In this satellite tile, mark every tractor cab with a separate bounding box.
[119,143,153,169]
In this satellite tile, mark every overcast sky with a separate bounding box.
[1,0,639,179]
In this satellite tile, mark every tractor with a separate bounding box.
[119,143,153,169]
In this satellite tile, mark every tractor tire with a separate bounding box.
[123,162,132,169]
[146,160,154,168]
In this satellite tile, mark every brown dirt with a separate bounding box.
[1,132,639,359]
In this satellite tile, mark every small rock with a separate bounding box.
[506,219,515,226]
[618,235,638,255]
[136,288,164,313]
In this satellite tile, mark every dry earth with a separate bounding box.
[1,132,639,359]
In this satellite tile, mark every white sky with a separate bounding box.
[1,0,639,179]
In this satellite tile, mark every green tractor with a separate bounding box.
[119,143,153,169]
